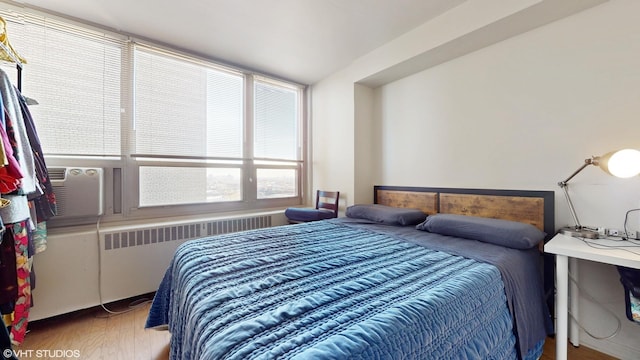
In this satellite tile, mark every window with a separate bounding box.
[133,46,303,209]
[0,6,305,222]
[0,11,124,157]
[133,46,247,207]
[254,78,301,200]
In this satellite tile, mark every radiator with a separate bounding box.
[30,213,283,320]
[99,215,273,302]
[102,216,272,251]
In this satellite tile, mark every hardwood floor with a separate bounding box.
[541,337,618,360]
[14,297,617,360]
[15,296,170,360]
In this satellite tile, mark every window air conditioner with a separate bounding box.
[48,167,104,218]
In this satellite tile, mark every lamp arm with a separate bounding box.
[560,183,582,229]
[558,157,597,187]
[557,157,597,230]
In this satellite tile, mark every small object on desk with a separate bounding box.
[558,225,600,239]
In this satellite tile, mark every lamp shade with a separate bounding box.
[598,149,640,178]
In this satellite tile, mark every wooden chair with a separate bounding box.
[285,190,340,223]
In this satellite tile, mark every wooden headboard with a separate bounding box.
[374,185,556,316]
[374,185,555,241]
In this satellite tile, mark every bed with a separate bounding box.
[146,186,555,360]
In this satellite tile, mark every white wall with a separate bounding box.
[374,2,640,356]
[312,0,640,358]
[312,0,608,205]
[310,73,356,209]
[354,84,377,206]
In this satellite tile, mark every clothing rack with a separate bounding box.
[0,41,22,91]
[0,41,37,105]
[0,35,22,360]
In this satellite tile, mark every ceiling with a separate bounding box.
[16,0,466,85]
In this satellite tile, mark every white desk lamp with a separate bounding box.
[558,149,640,238]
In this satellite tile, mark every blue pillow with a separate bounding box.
[285,208,336,222]
[415,213,546,249]
[346,204,427,226]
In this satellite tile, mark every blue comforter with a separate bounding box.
[146,220,550,359]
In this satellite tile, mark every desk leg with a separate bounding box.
[569,257,580,347]
[556,254,568,360]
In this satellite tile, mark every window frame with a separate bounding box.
[0,5,308,225]
[122,45,307,220]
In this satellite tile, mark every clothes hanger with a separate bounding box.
[0,18,26,66]
[0,16,38,105]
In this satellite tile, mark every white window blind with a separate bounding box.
[254,79,300,200]
[134,46,246,206]
[254,79,300,161]
[0,6,305,215]
[0,10,125,157]
[133,46,244,159]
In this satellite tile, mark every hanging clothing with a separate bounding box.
[0,22,39,353]
[8,220,30,345]
[0,195,29,229]
[31,221,47,255]
[0,98,23,195]
[0,228,16,308]
[0,71,37,296]
[0,324,17,360]
[18,93,56,223]
[0,68,48,347]
[0,69,37,196]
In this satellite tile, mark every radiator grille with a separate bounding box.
[103,215,272,251]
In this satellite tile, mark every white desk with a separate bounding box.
[544,233,640,360]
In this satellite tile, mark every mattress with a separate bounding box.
[146,219,550,359]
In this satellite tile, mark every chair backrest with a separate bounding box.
[315,190,340,218]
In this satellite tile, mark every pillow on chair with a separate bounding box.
[285,208,336,222]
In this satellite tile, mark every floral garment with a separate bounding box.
[8,220,29,345]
